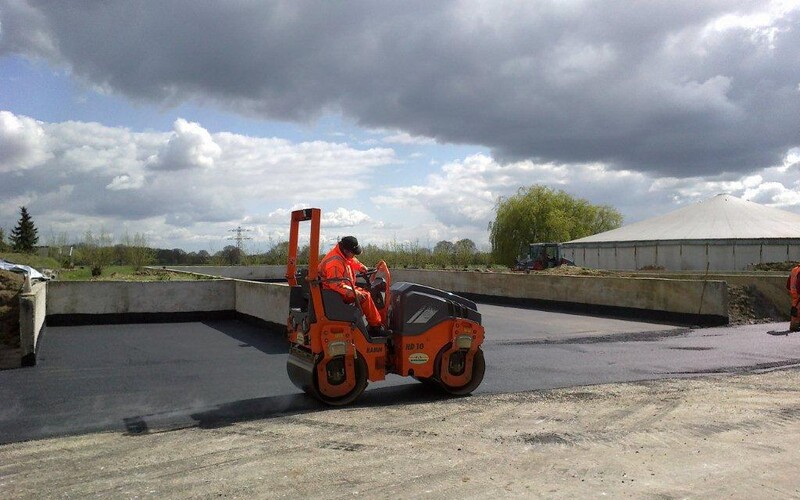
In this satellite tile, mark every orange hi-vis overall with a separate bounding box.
[789,265,800,332]
[318,244,382,327]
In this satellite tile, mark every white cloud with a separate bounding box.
[147,118,221,171]
[382,131,436,145]
[3,108,799,252]
[106,173,144,191]
[369,150,800,247]
[322,208,371,227]
[0,110,51,171]
[0,110,397,249]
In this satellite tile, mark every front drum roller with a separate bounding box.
[287,347,368,406]
[433,345,486,396]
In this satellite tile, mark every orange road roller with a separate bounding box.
[285,208,486,406]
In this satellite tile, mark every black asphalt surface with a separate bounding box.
[2,304,800,444]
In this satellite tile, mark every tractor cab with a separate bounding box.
[514,242,572,271]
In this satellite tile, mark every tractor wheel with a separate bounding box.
[436,347,486,396]
[311,354,369,406]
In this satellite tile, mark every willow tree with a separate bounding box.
[489,186,622,266]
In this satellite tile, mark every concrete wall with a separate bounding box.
[562,240,800,271]
[46,279,290,327]
[234,280,289,326]
[19,281,47,366]
[630,272,789,319]
[392,269,728,321]
[47,280,235,315]
[44,267,731,329]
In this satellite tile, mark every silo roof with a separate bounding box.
[567,194,800,243]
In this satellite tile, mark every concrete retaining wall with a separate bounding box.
[46,279,290,328]
[19,281,46,366]
[234,280,289,326]
[47,280,236,316]
[630,272,789,320]
[43,267,731,330]
[391,269,728,323]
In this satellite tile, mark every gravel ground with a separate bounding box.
[2,368,799,498]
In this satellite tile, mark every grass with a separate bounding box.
[0,252,61,270]
[58,266,214,281]
[1,253,215,281]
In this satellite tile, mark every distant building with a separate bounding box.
[562,194,800,271]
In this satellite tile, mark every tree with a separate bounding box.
[10,206,39,253]
[454,238,477,267]
[433,240,455,255]
[122,232,154,271]
[79,230,114,276]
[432,240,455,268]
[218,245,242,265]
[489,185,622,266]
[264,241,290,265]
[0,227,8,252]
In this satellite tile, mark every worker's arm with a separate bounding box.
[351,257,368,274]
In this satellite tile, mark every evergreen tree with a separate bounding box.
[10,206,39,253]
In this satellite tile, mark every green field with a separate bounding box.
[0,253,61,271]
[57,266,212,281]
[1,254,213,281]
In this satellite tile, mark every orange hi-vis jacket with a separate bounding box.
[318,244,381,326]
[789,265,800,304]
[318,244,364,301]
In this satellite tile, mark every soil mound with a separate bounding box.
[0,270,24,349]
[727,284,784,325]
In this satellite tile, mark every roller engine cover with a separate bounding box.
[389,282,481,335]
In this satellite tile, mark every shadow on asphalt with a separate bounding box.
[122,383,458,436]
[201,320,287,355]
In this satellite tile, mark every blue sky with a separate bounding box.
[1,1,799,253]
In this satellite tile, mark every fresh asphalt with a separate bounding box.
[2,304,800,444]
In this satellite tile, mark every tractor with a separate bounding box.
[514,242,573,271]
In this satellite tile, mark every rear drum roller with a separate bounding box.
[287,346,315,394]
[311,354,369,406]
[435,346,485,396]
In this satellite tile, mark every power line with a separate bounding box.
[227,226,252,253]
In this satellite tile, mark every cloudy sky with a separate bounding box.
[1,1,799,252]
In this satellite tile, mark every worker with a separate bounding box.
[318,236,386,335]
[788,263,800,332]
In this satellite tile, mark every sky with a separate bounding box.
[1,0,799,253]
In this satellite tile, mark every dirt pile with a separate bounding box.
[728,284,785,325]
[750,261,799,272]
[0,270,24,349]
